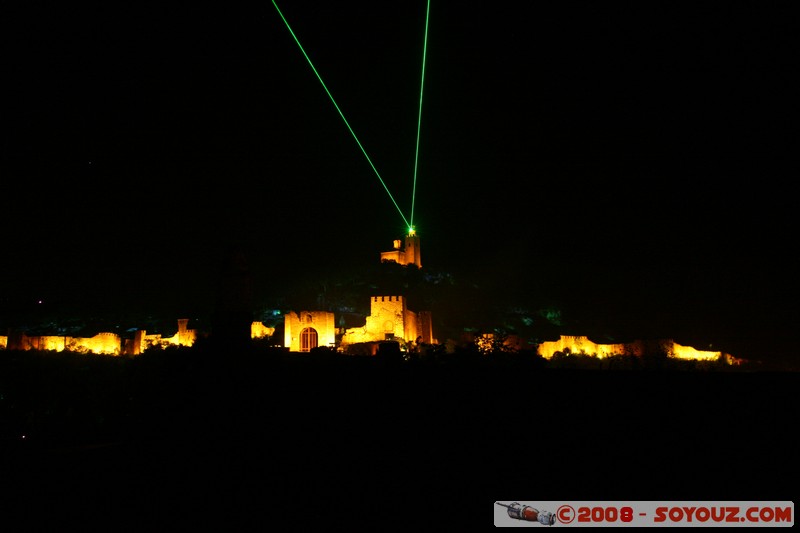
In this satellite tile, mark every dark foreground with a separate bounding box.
[1,349,797,526]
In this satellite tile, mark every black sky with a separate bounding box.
[2,1,797,363]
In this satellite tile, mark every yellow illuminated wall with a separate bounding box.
[78,332,122,355]
[340,295,429,347]
[536,335,630,359]
[284,311,336,352]
[1,324,743,364]
[251,321,275,339]
[133,318,197,354]
[536,335,743,365]
[1,319,198,356]
[11,331,123,355]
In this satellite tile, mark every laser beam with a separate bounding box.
[410,0,430,230]
[272,0,410,229]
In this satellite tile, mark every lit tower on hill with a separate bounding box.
[380,228,421,268]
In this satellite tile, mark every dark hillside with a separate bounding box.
[1,346,795,526]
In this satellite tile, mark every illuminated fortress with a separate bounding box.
[0,232,743,364]
[0,232,432,356]
[277,230,433,353]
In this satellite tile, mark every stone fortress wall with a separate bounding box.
[535,335,744,365]
[1,318,198,355]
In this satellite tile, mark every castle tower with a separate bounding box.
[380,229,422,268]
[404,229,421,269]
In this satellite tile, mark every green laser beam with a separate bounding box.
[410,0,430,230]
[272,0,410,229]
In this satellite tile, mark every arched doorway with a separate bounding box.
[300,327,318,352]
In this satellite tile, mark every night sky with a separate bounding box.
[2,2,797,364]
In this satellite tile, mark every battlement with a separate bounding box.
[372,296,405,303]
